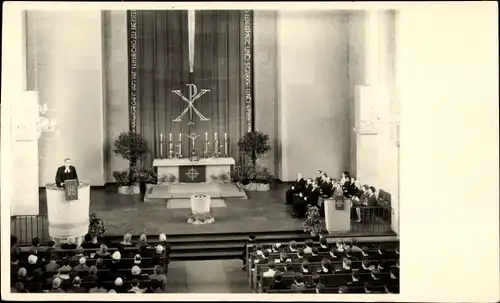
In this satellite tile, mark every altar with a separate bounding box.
[153,157,235,183]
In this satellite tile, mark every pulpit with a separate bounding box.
[45,182,90,245]
[324,196,351,233]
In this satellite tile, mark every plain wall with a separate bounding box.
[26,11,106,186]
[278,11,351,181]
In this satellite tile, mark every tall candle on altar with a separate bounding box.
[205,132,208,141]
[169,133,172,142]
[160,133,164,157]
[215,132,218,141]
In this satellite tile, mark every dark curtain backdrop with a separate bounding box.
[132,10,249,168]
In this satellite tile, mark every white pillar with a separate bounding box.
[1,9,29,215]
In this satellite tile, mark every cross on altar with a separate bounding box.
[188,133,200,147]
[186,167,200,181]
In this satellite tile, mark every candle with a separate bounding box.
[215,132,218,141]
[169,143,173,150]
[224,133,227,140]
[160,133,163,141]
[225,142,228,156]
[169,133,172,141]
[179,133,182,141]
[205,132,208,141]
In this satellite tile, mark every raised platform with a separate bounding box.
[144,182,247,202]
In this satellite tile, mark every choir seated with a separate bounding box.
[284,170,382,222]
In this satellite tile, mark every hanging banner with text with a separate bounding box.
[128,10,138,133]
[242,10,254,133]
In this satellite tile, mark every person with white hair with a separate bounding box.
[137,234,151,255]
[152,245,166,268]
[96,244,111,259]
[113,277,126,293]
[128,279,146,293]
[49,277,65,293]
[73,257,89,274]
[158,233,171,256]
[67,276,87,293]
[129,265,146,281]
[61,236,77,250]
[107,251,122,279]
[26,254,39,277]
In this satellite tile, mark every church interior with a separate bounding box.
[2,4,498,298]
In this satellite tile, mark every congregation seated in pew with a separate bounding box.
[10,233,171,293]
[244,236,399,294]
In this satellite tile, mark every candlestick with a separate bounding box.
[169,142,173,150]
[224,141,228,156]
[169,133,172,141]
[205,132,208,141]
[179,133,182,141]
[160,134,164,158]
[224,133,227,140]
[215,132,218,141]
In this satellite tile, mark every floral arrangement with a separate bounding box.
[219,172,230,183]
[210,174,220,182]
[254,166,274,184]
[113,170,130,187]
[136,168,158,184]
[302,206,326,236]
[165,173,176,183]
[88,213,106,238]
[237,131,271,167]
[230,164,274,185]
[187,208,215,225]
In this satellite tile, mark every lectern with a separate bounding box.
[324,196,351,233]
[45,182,90,245]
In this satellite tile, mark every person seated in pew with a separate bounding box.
[268,271,287,290]
[158,233,171,255]
[340,171,351,185]
[375,259,389,274]
[128,278,147,293]
[319,177,334,198]
[83,266,98,284]
[276,252,291,264]
[152,245,166,268]
[308,248,322,263]
[113,277,127,293]
[388,268,399,284]
[128,265,148,282]
[336,258,352,275]
[290,273,307,292]
[89,279,108,293]
[146,279,164,293]
[61,237,77,250]
[282,260,296,278]
[293,248,306,262]
[315,170,324,184]
[346,271,364,289]
[72,257,89,276]
[351,185,368,222]
[360,246,376,260]
[335,239,345,252]
[255,249,271,265]
[148,266,167,291]
[300,261,310,274]
[329,246,340,260]
[303,239,314,254]
[26,254,40,277]
[315,282,325,294]
[338,286,349,294]
[307,273,321,289]
[132,254,144,269]
[285,173,306,204]
[109,251,122,279]
[350,239,363,252]
[241,234,256,270]
[81,233,100,249]
[286,241,298,253]
[95,244,111,259]
[255,244,265,256]
[57,267,72,290]
[70,247,86,265]
[317,258,332,275]
[67,276,87,293]
[263,261,277,278]
[385,284,399,294]
[95,258,109,272]
[11,254,20,287]
[344,248,357,261]
[369,269,385,288]
[359,259,375,275]
[38,241,56,263]
[26,268,44,293]
[342,176,356,197]
[270,243,282,253]
[318,238,330,253]
[49,277,65,293]
[292,181,320,218]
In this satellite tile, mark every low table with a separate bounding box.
[153,157,235,183]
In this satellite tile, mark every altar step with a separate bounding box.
[144,182,247,202]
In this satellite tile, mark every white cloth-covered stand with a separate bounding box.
[188,194,215,224]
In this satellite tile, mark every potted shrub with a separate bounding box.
[302,206,326,237]
[254,166,274,191]
[88,213,106,243]
[113,131,149,195]
[219,172,231,184]
[137,168,158,194]
[113,170,130,195]
[237,131,271,168]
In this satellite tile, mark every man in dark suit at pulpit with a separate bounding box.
[55,158,79,188]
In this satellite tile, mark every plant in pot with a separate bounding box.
[113,131,149,195]
[137,168,158,194]
[237,131,271,169]
[113,170,131,195]
[88,213,106,243]
[302,206,326,237]
[254,166,274,191]
[230,165,248,185]
[219,172,231,184]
